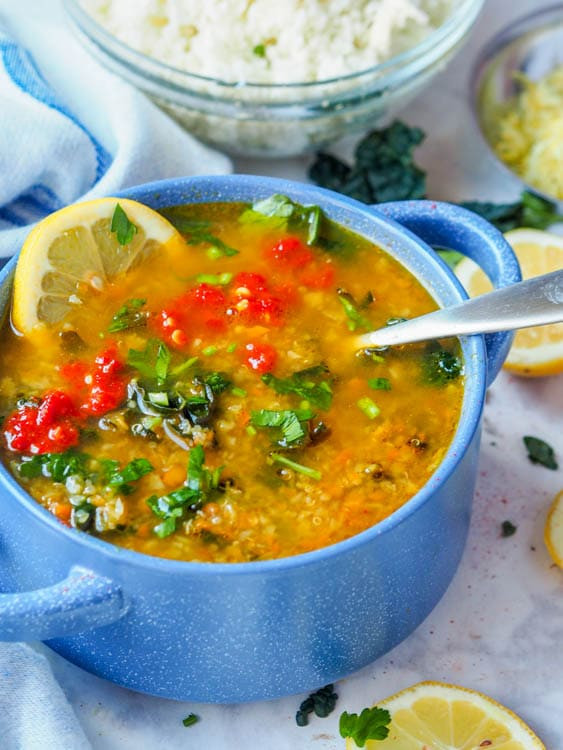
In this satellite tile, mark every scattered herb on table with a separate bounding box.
[339,706,392,747]
[459,190,561,233]
[309,121,562,230]
[295,684,338,726]
[501,520,517,537]
[252,43,266,57]
[182,713,199,727]
[108,298,148,333]
[523,436,558,470]
[111,203,137,246]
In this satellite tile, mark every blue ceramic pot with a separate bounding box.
[0,176,520,702]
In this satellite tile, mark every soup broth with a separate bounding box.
[0,198,463,562]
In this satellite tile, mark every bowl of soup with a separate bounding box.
[0,176,519,702]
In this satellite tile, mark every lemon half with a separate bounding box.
[12,197,184,334]
[347,681,545,749]
[545,489,563,568]
[455,228,563,376]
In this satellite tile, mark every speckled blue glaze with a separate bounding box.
[0,176,520,703]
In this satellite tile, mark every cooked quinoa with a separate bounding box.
[80,0,454,84]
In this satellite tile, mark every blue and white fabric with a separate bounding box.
[0,0,231,259]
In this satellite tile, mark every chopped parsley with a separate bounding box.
[182,713,199,728]
[337,289,370,331]
[18,450,90,482]
[127,338,171,385]
[108,298,148,333]
[422,349,462,386]
[501,520,517,537]
[339,706,392,747]
[195,272,233,286]
[296,684,338,726]
[100,457,153,495]
[250,408,314,447]
[261,363,332,410]
[147,445,223,537]
[368,377,391,391]
[240,194,325,245]
[110,203,137,246]
[523,436,558,470]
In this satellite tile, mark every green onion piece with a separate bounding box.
[196,272,233,286]
[357,397,380,419]
[227,343,237,353]
[182,713,199,728]
[202,345,218,356]
[206,246,224,260]
[270,453,321,480]
[231,387,247,397]
[171,356,199,377]
[368,377,391,391]
[246,425,257,437]
[148,392,169,407]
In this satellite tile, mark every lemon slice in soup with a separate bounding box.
[12,198,184,334]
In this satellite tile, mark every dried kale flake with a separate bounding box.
[296,684,338,726]
[501,520,517,537]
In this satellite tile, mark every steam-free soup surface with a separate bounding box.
[0,199,463,562]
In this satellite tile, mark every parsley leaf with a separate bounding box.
[251,408,314,447]
[18,450,90,482]
[339,706,391,747]
[111,203,137,246]
[270,453,321,480]
[368,377,391,391]
[108,298,148,333]
[104,457,153,494]
[262,363,332,410]
[337,289,370,331]
[127,339,171,386]
[422,349,463,386]
[239,194,326,245]
[523,436,558,470]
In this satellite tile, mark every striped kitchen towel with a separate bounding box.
[0,0,231,260]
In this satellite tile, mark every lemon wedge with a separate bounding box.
[455,228,563,376]
[346,681,545,749]
[12,197,184,334]
[545,489,563,568]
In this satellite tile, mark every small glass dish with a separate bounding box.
[65,0,483,158]
[472,5,563,208]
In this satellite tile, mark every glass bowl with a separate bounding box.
[472,5,563,208]
[65,0,484,158]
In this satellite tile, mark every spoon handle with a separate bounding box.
[356,269,563,349]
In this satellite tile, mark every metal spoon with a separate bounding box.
[355,269,563,350]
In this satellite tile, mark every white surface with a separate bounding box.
[36,0,563,747]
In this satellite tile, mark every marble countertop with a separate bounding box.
[44,0,563,747]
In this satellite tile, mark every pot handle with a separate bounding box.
[375,200,521,386]
[0,566,127,641]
